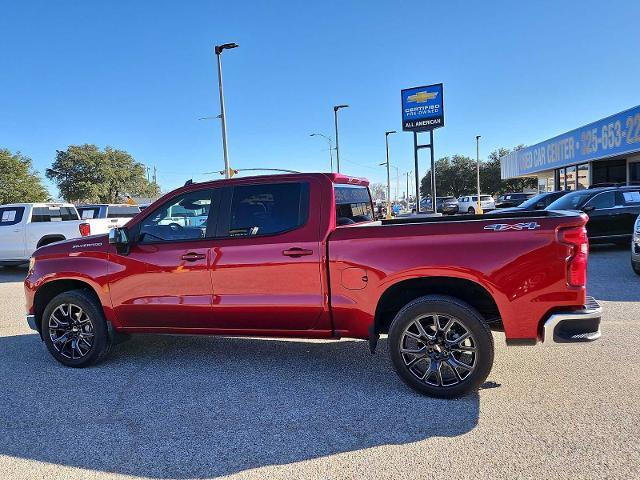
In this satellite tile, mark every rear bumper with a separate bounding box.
[542,296,602,344]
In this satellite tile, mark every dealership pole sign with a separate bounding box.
[401,83,445,132]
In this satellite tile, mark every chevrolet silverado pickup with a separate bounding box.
[24,173,602,398]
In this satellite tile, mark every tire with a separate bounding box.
[41,289,111,367]
[389,295,494,398]
[467,207,475,214]
[632,260,640,276]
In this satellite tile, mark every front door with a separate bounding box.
[208,180,329,333]
[108,188,219,328]
[583,191,621,239]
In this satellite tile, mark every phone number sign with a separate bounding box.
[501,105,640,178]
[401,83,445,132]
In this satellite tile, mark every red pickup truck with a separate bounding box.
[24,173,601,398]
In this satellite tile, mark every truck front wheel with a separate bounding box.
[41,289,111,367]
[388,295,494,398]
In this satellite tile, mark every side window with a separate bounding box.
[138,189,215,243]
[587,191,616,209]
[621,190,640,205]
[0,207,24,226]
[228,182,309,237]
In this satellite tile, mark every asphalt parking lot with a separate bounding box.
[1,246,639,479]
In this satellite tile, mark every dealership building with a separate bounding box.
[500,105,640,192]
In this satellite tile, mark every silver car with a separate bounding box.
[632,214,640,275]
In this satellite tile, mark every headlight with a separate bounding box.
[635,217,640,234]
[28,257,36,274]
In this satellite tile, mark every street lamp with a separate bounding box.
[379,130,397,218]
[214,42,238,179]
[333,104,349,173]
[476,135,483,214]
[310,133,334,171]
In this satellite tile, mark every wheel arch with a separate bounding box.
[373,276,502,336]
[36,235,66,248]
[33,279,102,336]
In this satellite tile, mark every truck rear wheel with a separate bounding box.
[388,295,494,398]
[41,289,111,367]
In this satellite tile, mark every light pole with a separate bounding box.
[476,135,483,214]
[214,42,238,179]
[379,130,396,218]
[310,133,334,171]
[333,104,349,172]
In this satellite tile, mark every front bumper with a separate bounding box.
[26,314,38,331]
[542,296,602,344]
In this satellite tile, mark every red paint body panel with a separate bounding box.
[24,173,589,345]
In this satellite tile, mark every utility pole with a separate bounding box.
[214,42,239,178]
[333,105,349,173]
[380,131,397,218]
[476,135,483,214]
[310,133,334,171]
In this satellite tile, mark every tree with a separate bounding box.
[369,182,386,201]
[420,155,477,198]
[46,145,160,203]
[419,146,538,200]
[0,149,49,204]
[483,146,537,195]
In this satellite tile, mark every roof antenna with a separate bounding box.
[184,179,193,186]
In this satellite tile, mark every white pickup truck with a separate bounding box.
[0,202,122,266]
[76,204,140,231]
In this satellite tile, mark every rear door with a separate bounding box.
[0,207,26,260]
[208,179,328,332]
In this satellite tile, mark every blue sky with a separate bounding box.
[1,0,639,196]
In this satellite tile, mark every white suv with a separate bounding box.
[457,195,496,214]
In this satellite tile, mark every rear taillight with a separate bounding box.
[79,223,91,237]
[559,226,589,287]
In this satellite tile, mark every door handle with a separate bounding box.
[181,252,206,262]
[282,247,314,257]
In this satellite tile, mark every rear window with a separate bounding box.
[335,185,373,225]
[107,206,140,218]
[0,207,25,226]
[31,206,79,222]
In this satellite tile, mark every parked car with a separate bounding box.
[457,195,496,214]
[487,191,569,215]
[546,185,640,244]
[632,214,640,275]
[421,196,459,215]
[0,203,91,266]
[77,204,141,230]
[495,192,536,209]
[25,173,601,398]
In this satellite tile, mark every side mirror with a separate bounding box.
[582,205,595,213]
[108,227,129,245]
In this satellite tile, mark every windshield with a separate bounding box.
[519,193,547,209]
[547,191,593,210]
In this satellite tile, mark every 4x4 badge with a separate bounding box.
[484,222,541,232]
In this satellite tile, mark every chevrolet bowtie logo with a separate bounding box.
[407,91,438,103]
